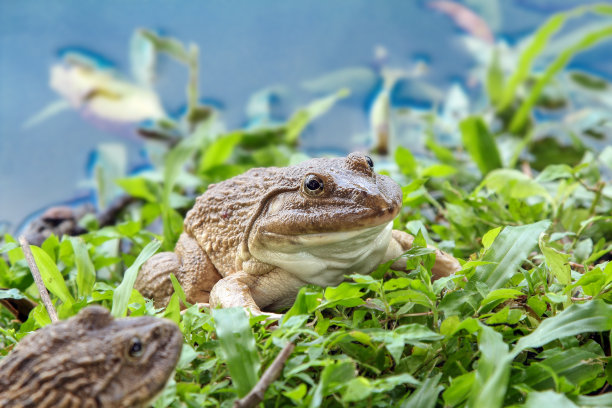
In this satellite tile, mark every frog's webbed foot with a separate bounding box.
[209,272,265,314]
[385,230,461,279]
[209,269,303,322]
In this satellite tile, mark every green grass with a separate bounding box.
[2,8,612,407]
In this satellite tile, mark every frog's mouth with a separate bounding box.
[249,221,393,287]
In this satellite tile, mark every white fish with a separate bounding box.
[50,62,166,123]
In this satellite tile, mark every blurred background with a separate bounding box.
[1,0,612,231]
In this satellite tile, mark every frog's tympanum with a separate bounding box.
[135,153,461,314]
[0,306,182,408]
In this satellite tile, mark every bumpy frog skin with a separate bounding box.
[135,153,461,314]
[0,306,182,408]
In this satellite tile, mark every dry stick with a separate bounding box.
[234,342,296,408]
[18,236,58,323]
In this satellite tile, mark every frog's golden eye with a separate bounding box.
[127,337,144,359]
[303,174,325,196]
[365,156,374,169]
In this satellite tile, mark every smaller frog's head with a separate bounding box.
[257,152,402,235]
[79,307,183,408]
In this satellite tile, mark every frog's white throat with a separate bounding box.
[250,221,393,287]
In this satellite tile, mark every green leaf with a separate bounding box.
[480,288,524,309]
[421,164,457,178]
[443,372,474,407]
[536,164,573,182]
[395,146,418,178]
[401,373,442,408]
[116,176,160,202]
[498,14,566,110]
[510,24,612,133]
[212,307,260,398]
[111,240,161,318]
[539,235,571,285]
[369,324,443,364]
[468,324,512,408]
[342,377,373,402]
[161,125,208,248]
[486,49,504,105]
[459,117,502,175]
[479,169,552,202]
[481,226,502,251]
[139,29,190,62]
[29,246,74,306]
[310,361,355,408]
[284,384,307,403]
[513,300,612,357]
[520,344,604,392]
[473,221,551,294]
[69,237,96,298]
[199,131,242,172]
[169,273,190,307]
[523,390,578,408]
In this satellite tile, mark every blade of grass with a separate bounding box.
[69,237,96,298]
[512,300,612,357]
[472,221,551,293]
[510,24,612,133]
[213,307,261,397]
[111,240,161,318]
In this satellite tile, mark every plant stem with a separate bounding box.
[233,342,295,408]
[18,236,58,323]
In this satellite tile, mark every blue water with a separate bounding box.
[1,0,611,227]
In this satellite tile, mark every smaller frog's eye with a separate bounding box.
[365,156,374,169]
[303,174,325,196]
[128,337,144,359]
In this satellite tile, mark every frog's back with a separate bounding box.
[184,165,301,269]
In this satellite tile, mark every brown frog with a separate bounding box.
[0,306,182,408]
[135,152,460,315]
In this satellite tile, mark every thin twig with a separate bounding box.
[571,296,593,302]
[18,236,58,323]
[233,342,296,408]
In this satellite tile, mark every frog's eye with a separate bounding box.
[303,174,325,196]
[365,156,374,169]
[127,337,144,359]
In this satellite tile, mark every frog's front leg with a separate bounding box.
[209,268,307,318]
[384,230,461,279]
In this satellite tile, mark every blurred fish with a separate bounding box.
[24,50,166,133]
[429,0,495,44]
[50,60,166,122]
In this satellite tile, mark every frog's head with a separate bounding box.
[79,307,183,408]
[256,152,402,236]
